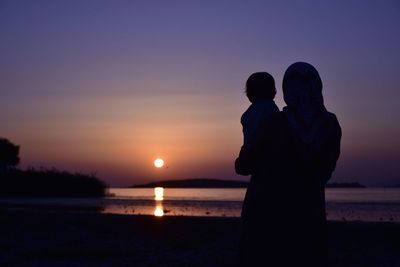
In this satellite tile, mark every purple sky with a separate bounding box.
[1,0,399,186]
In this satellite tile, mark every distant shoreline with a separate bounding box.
[129,178,365,188]
[130,178,248,188]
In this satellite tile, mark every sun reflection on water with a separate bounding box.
[154,187,164,201]
[154,203,164,217]
[154,187,164,217]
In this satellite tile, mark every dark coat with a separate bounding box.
[235,110,341,267]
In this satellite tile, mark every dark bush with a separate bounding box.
[0,138,20,169]
[0,168,107,197]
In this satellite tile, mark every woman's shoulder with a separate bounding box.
[325,111,342,137]
[329,112,341,129]
[322,111,341,129]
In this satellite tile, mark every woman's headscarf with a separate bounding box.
[282,62,328,145]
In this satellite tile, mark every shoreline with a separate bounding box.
[1,209,400,266]
[1,197,400,222]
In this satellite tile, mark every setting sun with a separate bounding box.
[154,158,164,168]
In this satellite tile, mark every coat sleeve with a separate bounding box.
[235,146,253,176]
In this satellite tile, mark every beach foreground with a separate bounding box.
[1,209,399,267]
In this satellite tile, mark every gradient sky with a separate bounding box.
[1,0,399,186]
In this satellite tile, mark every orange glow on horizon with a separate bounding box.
[9,94,242,185]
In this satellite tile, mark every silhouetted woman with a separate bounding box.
[235,62,341,267]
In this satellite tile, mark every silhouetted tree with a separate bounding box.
[0,138,20,170]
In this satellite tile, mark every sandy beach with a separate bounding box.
[1,208,399,267]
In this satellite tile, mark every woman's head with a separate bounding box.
[282,62,324,124]
[246,72,276,103]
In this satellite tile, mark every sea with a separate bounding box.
[1,188,400,222]
[103,188,400,222]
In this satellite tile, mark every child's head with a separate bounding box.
[245,72,276,103]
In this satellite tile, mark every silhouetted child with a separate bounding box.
[241,72,279,145]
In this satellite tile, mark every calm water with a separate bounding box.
[109,187,400,202]
[1,188,400,222]
[102,188,400,221]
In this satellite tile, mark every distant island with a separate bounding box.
[130,179,365,188]
[327,182,365,188]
